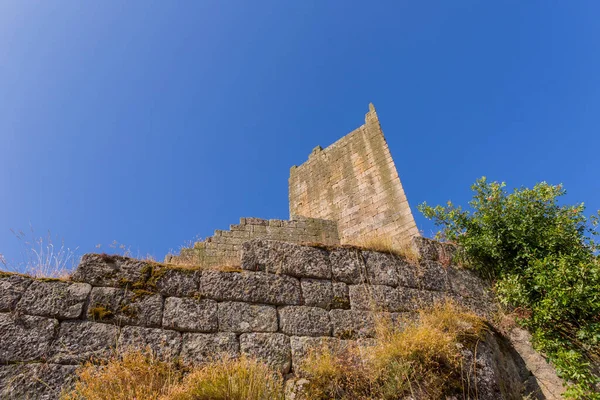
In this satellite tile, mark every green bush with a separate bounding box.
[419,177,600,399]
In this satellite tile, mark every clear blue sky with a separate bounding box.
[1,1,599,267]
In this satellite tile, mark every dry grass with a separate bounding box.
[61,350,181,400]
[299,301,487,400]
[350,236,420,264]
[61,352,283,400]
[166,356,284,400]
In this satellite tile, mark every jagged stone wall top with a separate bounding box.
[289,104,419,246]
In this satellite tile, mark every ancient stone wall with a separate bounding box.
[168,216,340,267]
[289,104,419,245]
[0,238,496,399]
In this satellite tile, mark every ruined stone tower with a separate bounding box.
[289,104,419,246]
[169,104,419,267]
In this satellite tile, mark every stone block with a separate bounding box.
[240,332,291,374]
[279,306,331,337]
[119,326,182,359]
[241,239,331,279]
[71,253,151,287]
[300,279,349,310]
[0,274,32,312]
[162,297,218,332]
[349,284,402,312]
[329,247,367,284]
[180,332,239,365]
[51,320,119,364]
[218,301,277,333]
[200,270,301,305]
[413,260,449,291]
[0,313,57,363]
[17,280,91,319]
[448,266,491,300]
[330,309,377,339]
[154,268,200,297]
[87,287,163,327]
[362,251,400,286]
[0,363,77,400]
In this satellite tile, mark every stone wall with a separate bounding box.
[168,216,340,267]
[289,104,419,246]
[0,238,501,399]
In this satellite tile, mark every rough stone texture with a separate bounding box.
[301,279,350,310]
[289,105,419,246]
[413,260,449,291]
[180,332,239,365]
[0,274,32,312]
[17,280,91,319]
[362,251,401,286]
[218,301,277,333]
[330,309,377,339]
[0,363,77,400]
[87,286,163,327]
[119,326,182,359]
[154,268,201,297]
[241,240,331,279]
[240,332,291,374]
[0,313,57,363]
[349,284,434,312]
[200,270,301,305]
[411,236,457,264]
[329,247,367,284]
[162,297,218,332]
[72,253,151,286]
[51,320,119,364]
[279,306,331,337]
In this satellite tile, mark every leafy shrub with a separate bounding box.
[419,177,600,398]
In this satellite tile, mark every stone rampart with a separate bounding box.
[0,238,500,399]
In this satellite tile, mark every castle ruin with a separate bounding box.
[170,104,419,267]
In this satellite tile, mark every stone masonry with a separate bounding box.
[1,238,530,399]
[289,104,419,246]
[170,104,418,267]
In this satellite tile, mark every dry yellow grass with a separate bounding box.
[165,356,284,400]
[350,236,420,264]
[61,350,181,400]
[61,352,283,400]
[299,301,486,400]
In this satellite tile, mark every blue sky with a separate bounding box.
[1,1,599,268]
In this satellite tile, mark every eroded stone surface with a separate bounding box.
[289,336,348,373]
[154,268,201,297]
[162,297,217,332]
[241,239,331,279]
[279,306,331,337]
[362,251,401,287]
[71,253,151,286]
[200,270,301,305]
[51,320,119,364]
[119,326,182,359]
[240,332,291,374]
[0,274,32,312]
[301,279,350,310]
[0,313,57,363]
[87,286,163,327]
[180,332,239,365]
[329,248,367,284]
[17,280,91,319]
[218,301,277,333]
[0,363,77,400]
[330,309,377,339]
